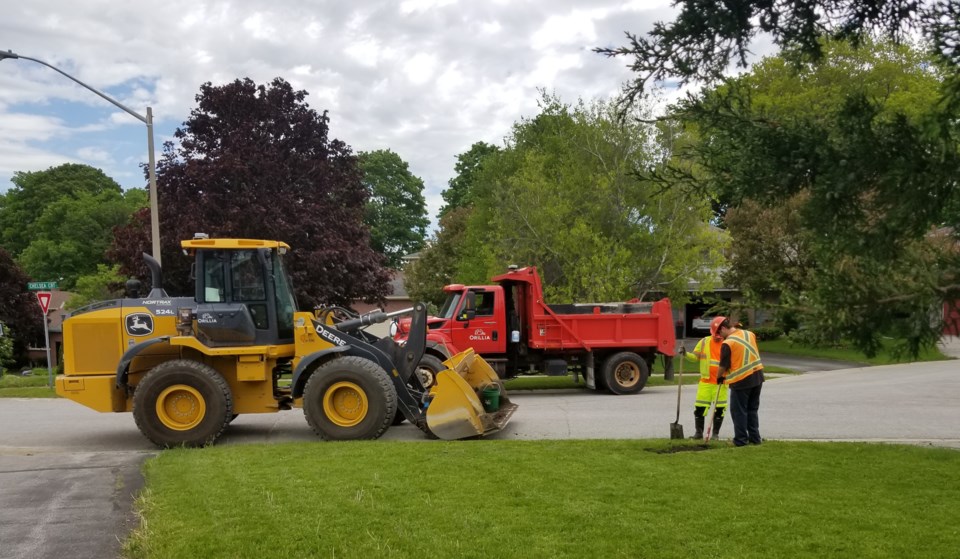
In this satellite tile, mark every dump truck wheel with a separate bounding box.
[303,356,398,440]
[415,354,445,389]
[133,359,233,448]
[601,352,649,395]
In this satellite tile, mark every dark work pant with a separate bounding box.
[729,384,762,446]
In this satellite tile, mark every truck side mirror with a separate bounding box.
[459,291,477,321]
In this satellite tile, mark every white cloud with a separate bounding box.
[531,11,600,50]
[243,13,279,42]
[0,0,690,226]
[403,53,438,85]
[400,0,458,15]
[344,37,383,68]
[0,142,76,176]
[76,146,113,163]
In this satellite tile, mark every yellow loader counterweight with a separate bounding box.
[55,236,516,447]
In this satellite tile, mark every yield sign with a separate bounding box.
[36,291,52,314]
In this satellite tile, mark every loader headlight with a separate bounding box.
[389,320,399,337]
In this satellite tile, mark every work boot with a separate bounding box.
[690,416,704,439]
[712,413,724,439]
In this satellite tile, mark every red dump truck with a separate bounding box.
[393,266,676,394]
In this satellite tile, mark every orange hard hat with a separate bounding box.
[710,316,727,337]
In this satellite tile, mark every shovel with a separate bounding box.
[669,346,685,439]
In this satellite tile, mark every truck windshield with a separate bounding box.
[438,292,463,319]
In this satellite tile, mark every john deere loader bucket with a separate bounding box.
[425,349,518,440]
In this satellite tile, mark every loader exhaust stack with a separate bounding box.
[142,252,168,298]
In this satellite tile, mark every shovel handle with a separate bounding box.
[675,344,683,424]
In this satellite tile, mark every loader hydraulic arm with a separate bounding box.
[335,305,429,384]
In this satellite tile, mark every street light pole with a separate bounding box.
[1,49,162,265]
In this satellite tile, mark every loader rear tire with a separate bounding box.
[601,352,649,395]
[303,356,398,440]
[133,359,233,448]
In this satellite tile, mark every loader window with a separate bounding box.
[203,256,225,303]
[273,251,297,340]
[231,250,268,330]
[231,251,266,302]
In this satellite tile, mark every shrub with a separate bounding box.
[752,326,784,341]
[785,327,844,348]
[0,322,14,374]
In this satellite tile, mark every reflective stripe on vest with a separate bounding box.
[723,330,762,384]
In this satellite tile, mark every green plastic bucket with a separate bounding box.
[481,385,501,412]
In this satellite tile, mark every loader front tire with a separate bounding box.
[133,359,233,448]
[303,356,398,440]
[601,352,649,395]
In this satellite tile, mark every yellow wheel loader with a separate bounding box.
[55,236,516,447]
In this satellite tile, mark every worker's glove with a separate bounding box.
[678,347,686,356]
[716,376,726,385]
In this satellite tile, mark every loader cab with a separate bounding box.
[186,239,298,347]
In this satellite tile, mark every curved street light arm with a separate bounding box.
[1,49,162,265]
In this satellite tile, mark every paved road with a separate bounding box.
[1,358,957,558]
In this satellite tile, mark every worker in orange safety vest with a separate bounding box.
[681,316,728,439]
[715,318,766,447]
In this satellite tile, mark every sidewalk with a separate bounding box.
[938,336,960,359]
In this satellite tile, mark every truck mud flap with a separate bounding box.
[425,349,517,440]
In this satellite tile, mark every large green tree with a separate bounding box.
[404,206,471,308]
[438,142,500,218]
[599,2,960,354]
[596,0,959,108]
[655,40,958,354]
[0,163,145,289]
[404,141,499,306]
[358,149,429,268]
[66,264,126,310]
[456,94,725,303]
[109,78,391,307]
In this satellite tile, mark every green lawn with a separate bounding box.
[760,338,950,365]
[127,440,960,558]
[0,371,57,398]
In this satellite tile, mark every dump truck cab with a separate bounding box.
[433,283,509,356]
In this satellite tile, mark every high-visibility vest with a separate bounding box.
[722,329,763,385]
[685,336,721,383]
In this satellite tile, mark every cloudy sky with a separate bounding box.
[1,0,685,226]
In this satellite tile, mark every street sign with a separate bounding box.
[28,281,58,290]
[36,292,52,314]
